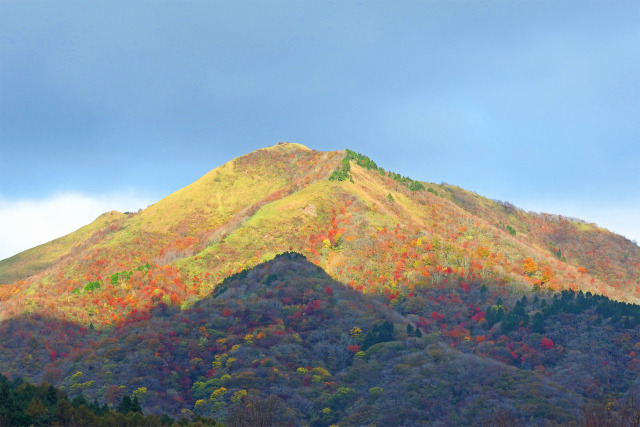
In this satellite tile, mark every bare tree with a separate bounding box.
[227,393,283,427]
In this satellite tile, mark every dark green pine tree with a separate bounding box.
[117,394,132,414]
[406,324,415,336]
[531,312,545,334]
[130,396,143,414]
[0,378,16,426]
[501,313,521,334]
[362,320,395,350]
[486,305,505,328]
[71,394,88,408]
[45,384,58,406]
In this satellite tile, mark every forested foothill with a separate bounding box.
[1,253,639,426]
[0,373,220,426]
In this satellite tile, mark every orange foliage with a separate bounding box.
[523,258,538,276]
[541,266,555,284]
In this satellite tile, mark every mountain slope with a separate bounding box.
[441,184,640,295]
[0,211,125,285]
[1,143,640,425]
[0,143,637,326]
[0,143,341,282]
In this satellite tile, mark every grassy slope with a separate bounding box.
[0,143,347,322]
[0,211,125,284]
[178,158,630,306]
[439,184,640,300]
[0,143,323,286]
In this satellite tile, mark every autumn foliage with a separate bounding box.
[1,144,639,425]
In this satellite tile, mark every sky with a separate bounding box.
[0,1,639,260]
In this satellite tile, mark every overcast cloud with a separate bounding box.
[1,1,638,259]
[0,192,153,260]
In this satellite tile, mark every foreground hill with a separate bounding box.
[2,253,640,425]
[1,143,639,425]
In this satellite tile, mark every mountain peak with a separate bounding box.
[272,141,311,150]
[1,145,638,306]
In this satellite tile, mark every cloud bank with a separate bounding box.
[0,191,154,260]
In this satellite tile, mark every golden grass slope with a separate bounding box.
[178,158,637,304]
[0,211,125,284]
[0,142,344,287]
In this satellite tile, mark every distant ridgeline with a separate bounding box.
[329,149,425,191]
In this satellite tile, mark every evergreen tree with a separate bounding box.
[71,393,88,408]
[131,396,143,414]
[117,394,132,414]
[362,320,395,350]
[501,313,521,334]
[406,324,415,336]
[45,384,58,406]
[531,312,545,333]
[486,305,505,328]
[0,379,17,426]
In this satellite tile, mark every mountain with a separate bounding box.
[1,143,639,425]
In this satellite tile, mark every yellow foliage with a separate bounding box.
[133,387,147,398]
[230,389,247,404]
[210,387,227,400]
[541,266,555,283]
[350,326,363,339]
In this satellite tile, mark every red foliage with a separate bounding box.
[347,344,360,353]
[471,311,486,322]
[431,311,446,321]
[541,337,554,350]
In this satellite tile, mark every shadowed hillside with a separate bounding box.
[2,253,640,425]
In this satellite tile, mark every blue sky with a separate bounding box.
[1,1,639,260]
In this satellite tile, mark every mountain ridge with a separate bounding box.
[1,143,638,306]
